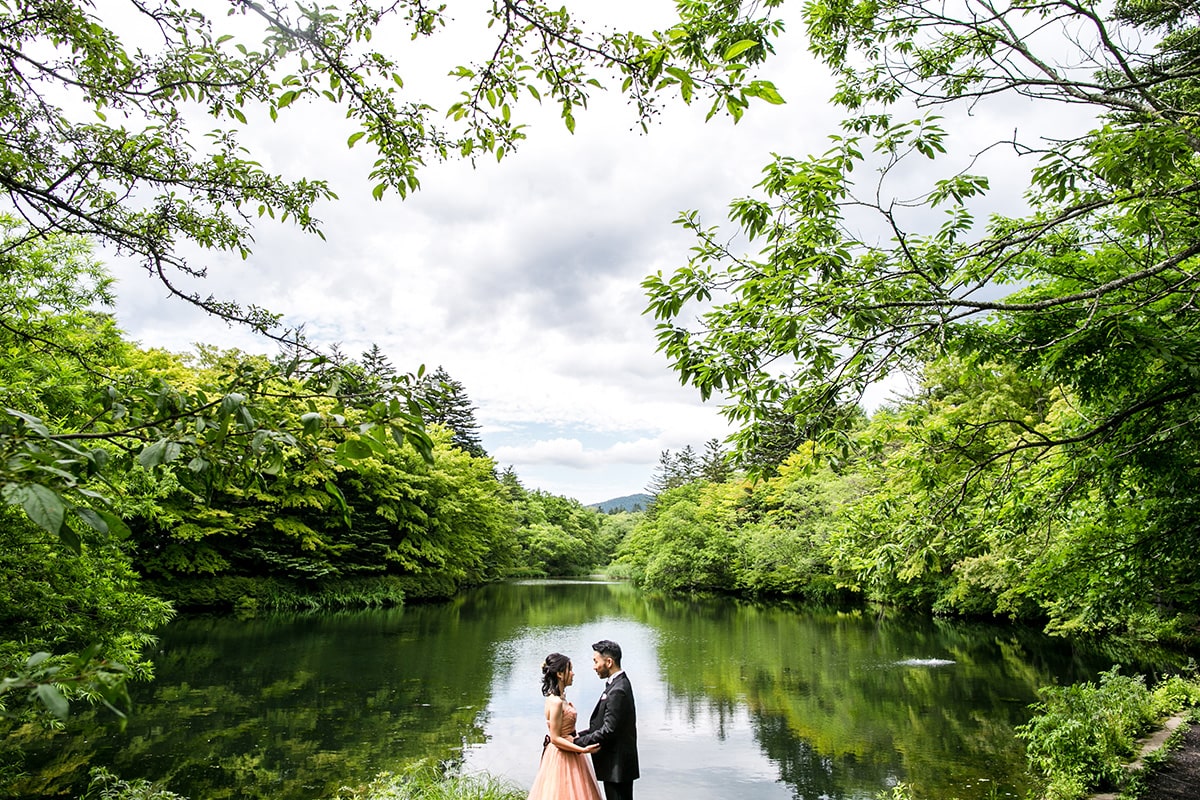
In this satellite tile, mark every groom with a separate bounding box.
[574,639,639,800]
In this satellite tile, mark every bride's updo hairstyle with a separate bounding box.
[540,652,571,697]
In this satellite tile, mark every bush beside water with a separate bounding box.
[1016,668,1200,800]
[331,762,524,800]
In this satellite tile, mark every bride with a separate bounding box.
[526,653,604,800]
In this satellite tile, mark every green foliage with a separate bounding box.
[1016,669,1200,800]
[617,481,740,591]
[641,0,1200,641]
[126,419,514,601]
[330,761,524,800]
[83,768,186,800]
[414,367,488,458]
[0,510,172,726]
[646,446,702,497]
[507,490,609,577]
[0,648,131,729]
[0,222,434,556]
[0,510,173,675]
[876,785,917,800]
[0,0,784,332]
[149,576,408,614]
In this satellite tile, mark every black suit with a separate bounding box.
[575,671,638,800]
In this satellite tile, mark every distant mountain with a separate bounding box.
[590,493,651,513]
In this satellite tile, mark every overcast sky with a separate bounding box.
[105,1,1085,504]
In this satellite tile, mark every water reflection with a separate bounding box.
[5,580,1118,800]
[464,584,1111,800]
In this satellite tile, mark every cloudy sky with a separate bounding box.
[105,1,1078,504]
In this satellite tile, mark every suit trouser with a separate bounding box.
[602,781,634,800]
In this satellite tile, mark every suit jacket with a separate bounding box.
[575,671,639,783]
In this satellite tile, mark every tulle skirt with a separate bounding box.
[526,745,604,800]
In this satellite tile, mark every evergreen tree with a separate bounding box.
[498,466,525,502]
[360,344,395,385]
[646,450,676,496]
[701,438,731,484]
[646,447,704,497]
[417,366,487,458]
[327,342,349,366]
[676,445,700,482]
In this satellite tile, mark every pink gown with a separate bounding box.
[526,701,604,800]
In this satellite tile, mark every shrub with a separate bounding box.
[332,761,524,800]
[1016,668,1199,800]
[83,768,185,800]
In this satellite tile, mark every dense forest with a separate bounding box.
[0,229,624,713]
[2,0,1200,797]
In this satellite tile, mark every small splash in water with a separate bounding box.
[894,658,956,667]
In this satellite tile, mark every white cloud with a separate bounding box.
[102,3,1089,502]
[494,436,661,469]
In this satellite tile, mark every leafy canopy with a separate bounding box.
[645,0,1200,470]
[0,0,786,331]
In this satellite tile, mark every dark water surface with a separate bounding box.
[8,580,1121,799]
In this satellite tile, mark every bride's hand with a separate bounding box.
[583,744,600,753]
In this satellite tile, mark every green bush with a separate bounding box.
[83,768,186,800]
[331,761,524,800]
[1016,668,1200,800]
[1150,671,1200,715]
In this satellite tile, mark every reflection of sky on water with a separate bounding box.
[462,618,794,800]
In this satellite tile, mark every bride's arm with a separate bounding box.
[545,697,598,753]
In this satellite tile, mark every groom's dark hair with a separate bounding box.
[592,639,622,666]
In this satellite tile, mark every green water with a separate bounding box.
[6,579,1119,799]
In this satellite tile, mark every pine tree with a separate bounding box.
[646,449,676,496]
[360,344,395,385]
[418,366,487,458]
[675,445,700,482]
[498,466,525,502]
[701,438,731,484]
[646,447,704,497]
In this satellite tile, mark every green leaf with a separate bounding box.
[722,40,760,61]
[746,80,786,105]
[26,652,52,669]
[75,506,109,535]
[138,439,169,469]
[58,525,81,555]
[4,483,66,536]
[220,393,245,416]
[35,684,69,720]
[337,439,374,460]
[96,510,132,541]
[300,411,323,436]
[324,480,351,528]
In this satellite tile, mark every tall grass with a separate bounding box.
[82,762,524,800]
[332,761,525,800]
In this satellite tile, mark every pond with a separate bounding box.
[7,579,1120,799]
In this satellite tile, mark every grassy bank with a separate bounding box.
[82,762,524,800]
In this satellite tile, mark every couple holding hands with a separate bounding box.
[527,640,639,800]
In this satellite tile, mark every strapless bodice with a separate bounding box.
[559,702,578,736]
